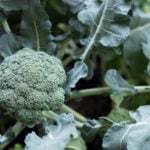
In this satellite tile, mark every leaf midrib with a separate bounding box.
[81,0,109,61]
[130,23,150,35]
[33,21,40,51]
[119,122,150,149]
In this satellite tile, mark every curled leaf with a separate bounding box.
[25,113,78,150]
[103,105,150,150]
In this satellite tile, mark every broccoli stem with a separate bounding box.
[0,121,25,150]
[43,104,87,123]
[42,110,84,128]
[68,85,150,99]
[60,104,87,122]
[42,111,58,121]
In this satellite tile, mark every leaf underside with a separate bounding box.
[103,105,150,150]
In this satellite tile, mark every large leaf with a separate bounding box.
[25,113,78,150]
[78,0,131,59]
[120,93,150,110]
[21,0,55,53]
[0,33,21,58]
[67,0,131,90]
[103,105,150,150]
[130,9,150,29]
[123,25,149,71]
[104,70,150,111]
[104,69,135,94]
[81,119,101,143]
[0,0,27,11]
[123,10,150,71]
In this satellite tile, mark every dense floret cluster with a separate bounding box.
[0,48,66,124]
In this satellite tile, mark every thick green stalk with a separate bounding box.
[61,104,87,122]
[68,87,112,99]
[42,111,58,121]
[68,86,150,100]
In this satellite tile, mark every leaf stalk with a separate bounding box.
[68,85,150,99]
[61,104,87,122]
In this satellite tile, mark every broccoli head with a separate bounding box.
[0,48,66,125]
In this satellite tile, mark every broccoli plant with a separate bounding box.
[0,0,150,150]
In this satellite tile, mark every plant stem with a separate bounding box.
[135,86,150,93]
[1,20,11,33]
[61,104,87,122]
[68,85,150,100]
[0,121,25,150]
[68,87,112,99]
[42,110,84,128]
[42,111,58,121]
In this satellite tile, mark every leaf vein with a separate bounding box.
[33,21,40,51]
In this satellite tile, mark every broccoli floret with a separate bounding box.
[0,48,66,125]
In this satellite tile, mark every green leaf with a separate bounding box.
[108,94,130,122]
[120,93,150,110]
[21,0,55,53]
[142,41,150,60]
[63,0,84,8]
[103,121,130,150]
[98,117,114,135]
[65,61,88,93]
[127,125,150,150]
[130,9,150,29]
[66,132,86,150]
[129,105,150,122]
[78,0,131,59]
[0,33,21,58]
[67,0,131,87]
[104,69,135,94]
[68,0,132,83]
[0,0,27,11]
[108,106,129,122]
[25,113,78,150]
[81,119,101,143]
[123,10,150,71]
[103,105,150,150]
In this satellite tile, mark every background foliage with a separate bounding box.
[0,0,150,150]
